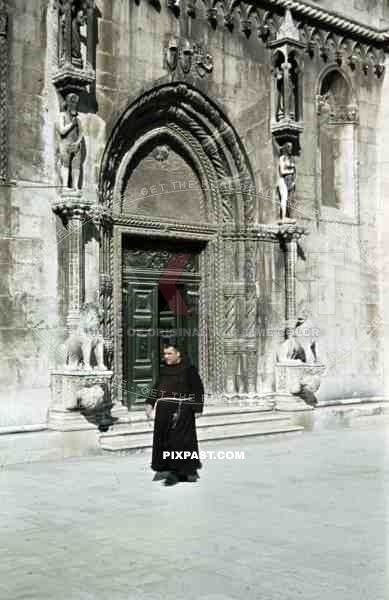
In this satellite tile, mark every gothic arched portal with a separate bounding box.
[98,82,258,406]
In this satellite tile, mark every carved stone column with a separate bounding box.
[278,222,305,325]
[0,1,9,184]
[274,223,327,412]
[49,197,114,431]
[52,192,93,332]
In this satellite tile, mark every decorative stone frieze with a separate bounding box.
[316,95,359,125]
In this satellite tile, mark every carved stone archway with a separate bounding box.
[98,82,257,406]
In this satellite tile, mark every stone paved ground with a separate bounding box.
[0,416,388,600]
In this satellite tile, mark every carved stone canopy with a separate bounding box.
[53,0,96,95]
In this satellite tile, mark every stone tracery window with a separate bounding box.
[317,69,358,219]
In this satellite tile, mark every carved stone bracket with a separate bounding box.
[49,369,114,431]
[274,362,326,411]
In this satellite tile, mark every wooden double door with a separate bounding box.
[122,237,203,409]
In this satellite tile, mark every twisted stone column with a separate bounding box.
[0,1,9,183]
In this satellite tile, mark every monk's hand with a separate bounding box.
[145,403,154,419]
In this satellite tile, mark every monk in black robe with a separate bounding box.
[145,344,204,486]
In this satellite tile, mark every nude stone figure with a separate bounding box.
[277,142,296,221]
[55,93,85,190]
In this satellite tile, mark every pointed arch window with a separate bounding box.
[317,69,358,220]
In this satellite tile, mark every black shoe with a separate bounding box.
[178,472,199,482]
[152,471,169,481]
[164,473,180,486]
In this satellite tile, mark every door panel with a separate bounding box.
[125,282,159,407]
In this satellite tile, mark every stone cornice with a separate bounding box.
[151,0,389,74]
[158,0,389,47]
[270,0,389,44]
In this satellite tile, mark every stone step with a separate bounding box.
[102,409,292,435]
[109,410,289,435]
[99,414,303,451]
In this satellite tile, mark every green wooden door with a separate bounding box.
[124,281,199,408]
[124,281,159,408]
[122,237,202,409]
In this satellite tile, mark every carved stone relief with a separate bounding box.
[164,36,213,79]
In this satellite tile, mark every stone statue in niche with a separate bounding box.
[277,142,296,221]
[55,92,86,190]
[275,56,298,122]
[71,7,87,68]
[275,65,285,120]
[65,303,107,371]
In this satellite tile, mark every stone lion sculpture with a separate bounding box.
[65,302,107,370]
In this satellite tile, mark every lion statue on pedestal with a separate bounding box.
[65,302,107,371]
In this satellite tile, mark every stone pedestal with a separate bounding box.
[48,369,113,431]
[274,362,326,411]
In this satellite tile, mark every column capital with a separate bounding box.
[52,191,93,222]
[278,221,307,243]
[51,193,112,227]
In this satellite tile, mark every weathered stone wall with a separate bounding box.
[0,1,63,427]
[0,0,387,427]
[293,49,384,400]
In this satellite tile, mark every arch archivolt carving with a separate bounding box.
[98,82,258,402]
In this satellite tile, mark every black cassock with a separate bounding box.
[145,361,204,477]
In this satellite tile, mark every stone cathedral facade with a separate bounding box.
[0,0,388,431]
